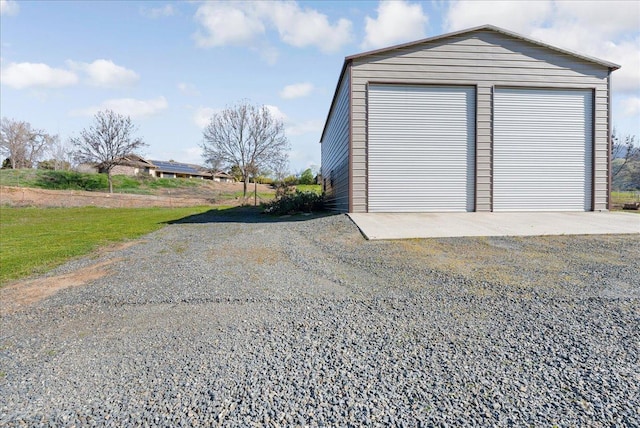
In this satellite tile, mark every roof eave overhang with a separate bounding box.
[319,60,351,143]
[346,24,621,70]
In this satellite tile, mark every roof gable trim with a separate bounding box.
[347,25,620,70]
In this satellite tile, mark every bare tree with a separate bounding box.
[612,129,639,180]
[271,156,290,182]
[1,118,56,169]
[70,110,147,193]
[201,101,290,197]
[48,136,73,170]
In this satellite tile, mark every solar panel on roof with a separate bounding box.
[150,160,202,175]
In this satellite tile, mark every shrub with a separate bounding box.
[36,170,107,191]
[263,189,324,215]
[260,176,275,185]
[113,175,141,190]
[282,175,298,186]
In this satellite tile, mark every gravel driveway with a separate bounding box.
[1,209,638,426]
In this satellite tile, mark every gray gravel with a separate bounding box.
[1,210,639,426]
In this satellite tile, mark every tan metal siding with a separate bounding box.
[350,29,610,212]
[321,68,350,212]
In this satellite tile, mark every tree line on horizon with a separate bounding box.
[0,101,317,195]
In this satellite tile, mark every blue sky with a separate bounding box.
[1,0,638,174]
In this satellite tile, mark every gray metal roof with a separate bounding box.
[346,25,621,70]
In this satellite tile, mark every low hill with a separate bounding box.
[0,169,275,208]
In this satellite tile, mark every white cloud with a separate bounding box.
[71,96,168,119]
[193,2,266,47]
[529,28,639,93]
[280,82,314,99]
[1,62,78,89]
[178,82,200,96]
[193,106,218,128]
[0,0,19,16]
[362,1,429,49]
[263,105,322,136]
[1,59,140,91]
[264,104,288,122]
[193,1,352,54]
[445,1,552,34]
[444,0,640,94]
[259,2,353,53]
[553,1,639,34]
[67,59,139,87]
[141,4,175,19]
[621,96,640,116]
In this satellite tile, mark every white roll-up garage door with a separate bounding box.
[368,85,475,212]
[493,88,593,211]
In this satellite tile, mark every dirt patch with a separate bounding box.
[0,259,120,315]
[0,186,216,208]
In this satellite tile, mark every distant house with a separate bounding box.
[107,154,155,176]
[76,163,99,174]
[77,155,235,181]
[149,160,212,179]
[213,171,234,183]
[76,154,154,176]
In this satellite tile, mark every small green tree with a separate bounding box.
[299,168,314,185]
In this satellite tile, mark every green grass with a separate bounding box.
[0,205,212,285]
[146,177,199,189]
[612,191,639,205]
[0,169,40,187]
[295,184,322,194]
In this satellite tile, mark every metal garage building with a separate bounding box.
[320,25,620,213]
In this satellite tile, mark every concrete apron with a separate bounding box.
[347,212,640,240]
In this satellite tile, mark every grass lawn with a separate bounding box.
[295,184,322,194]
[611,191,640,213]
[612,191,639,204]
[0,206,212,285]
[0,169,204,193]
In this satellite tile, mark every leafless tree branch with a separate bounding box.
[1,118,57,169]
[612,128,639,180]
[69,110,147,193]
[201,100,290,197]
